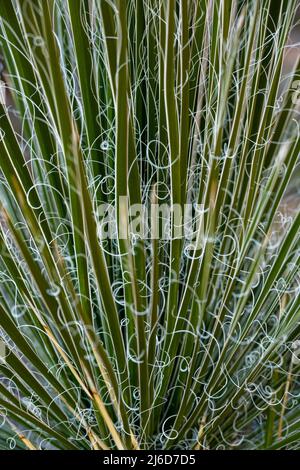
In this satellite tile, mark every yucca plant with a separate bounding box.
[0,0,299,451]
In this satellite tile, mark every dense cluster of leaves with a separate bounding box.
[0,0,299,450]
